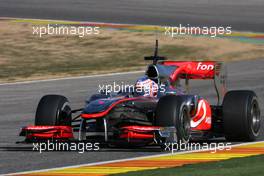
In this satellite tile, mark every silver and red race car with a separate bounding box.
[20,40,262,147]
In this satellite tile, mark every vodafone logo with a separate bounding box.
[191,100,207,128]
[197,62,214,70]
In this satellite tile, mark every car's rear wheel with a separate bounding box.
[35,95,72,126]
[222,90,261,141]
[155,95,191,144]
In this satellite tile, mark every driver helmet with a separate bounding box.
[135,76,158,97]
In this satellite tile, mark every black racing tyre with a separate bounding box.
[155,95,191,143]
[35,95,72,126]
[223,90,261,141]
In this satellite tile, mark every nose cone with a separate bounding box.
[82,98,118,114]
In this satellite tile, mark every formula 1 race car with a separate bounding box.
[20,40,262,147]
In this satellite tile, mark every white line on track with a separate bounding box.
[4,140,264,176]
[0,16,162,29]
[0,71,144,86]
[1,17,261,35]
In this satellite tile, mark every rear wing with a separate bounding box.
[157,61,227,105]
[160,61,220,80]
[144,40,221,80]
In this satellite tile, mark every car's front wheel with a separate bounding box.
[35,95,72,126]
[155,95,191,145]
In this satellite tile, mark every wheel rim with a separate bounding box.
[179,107,191,142]
[57,102,71,125]
[251,100,261,136]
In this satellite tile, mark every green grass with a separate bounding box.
[111,155,264,176]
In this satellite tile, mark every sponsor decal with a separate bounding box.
[197,62,214,70]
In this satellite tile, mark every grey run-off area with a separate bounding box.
[0,0,264,32]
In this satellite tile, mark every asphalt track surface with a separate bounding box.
[0,59,263,174]
[0,0,264,32]
[0,0,263,175]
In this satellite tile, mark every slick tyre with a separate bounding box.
[35,95,72,126]
[156,95,191,144]
[223,90,261,141]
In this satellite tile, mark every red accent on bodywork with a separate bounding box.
[121,125,160,132]
[20,125,73,139]
[191,99,212,131]
[161,61,217,82]
[119,125,159,139]
[120,132,154,139]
